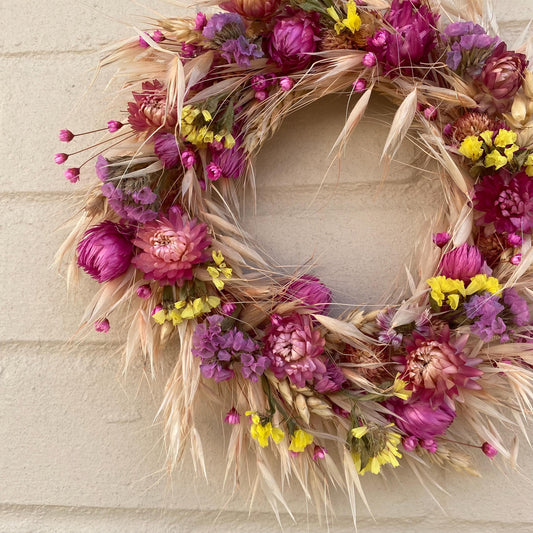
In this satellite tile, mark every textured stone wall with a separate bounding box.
[2,1,533,531]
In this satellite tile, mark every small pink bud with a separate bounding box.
[443,123,453,137]
[424,106,438,121]
[224,407,240,425]
[222,302,237,315]
[194,12,207,31]
[151,304,163,316]
[511,253,522,265]
[137,284,152,299]
[251,75,267,91]
[279,76,294,91]
[481,441,498,459]
[420,438,438,453]
[107,120,123,133]
[371,30,387,47]
[95,318,110,333]
[312,445,327,461]
[255,90,268,101]
[59,129,74,142]
[433,232,451,248]
[352,78,367,93]
[181,150,196,169]
[402,436,419,451]
[138,35,149,48]
[206,162,223,181]
[55,153,68,164]
[64,168,80,183]
[508,233,523,247]
[264,73,277,86]
[152,30,164,43]
[199,179,207,191]
[362,52,377,68]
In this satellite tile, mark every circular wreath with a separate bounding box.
[55,0,533,520]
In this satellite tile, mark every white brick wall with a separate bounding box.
[2,1,533,531]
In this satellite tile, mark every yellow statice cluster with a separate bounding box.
[392,375,412,401]
[152,295,220,325]
[327,0,361,34]
[427,274,502,310]
[459,129,522,171]
[246,411,284,448]
[180,105,235,148]
[207,251,232,291]
[288,429,314,453]
[350,424,402,475]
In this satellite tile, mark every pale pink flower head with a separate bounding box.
[439,243,486,283]
[400,329,483,407]
[263,312,326,388]
[77,221,134,283]
[284,275,331,314]
[132,206,211,286]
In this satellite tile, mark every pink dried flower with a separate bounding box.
[64,168,80,183]
[401,330,483,407]
[279,76,294,91]
[59,129,74,142]
[251,75,268,91]
[154,133,180,168]
[263,313,326,388]
[136,284,152,299]
[267,9,321,72]
[508,233,523,247]
[194,12,207,31]
[255,90,268,101]
[352,79,367,93]
[209,139,247,180]
[128,80,177,134]
[312,445,327,461]
[77,221,134,283]
[424,106,437,121]
[222,302,237,315]
[132,206,211,286]
[433,232,451,248]
[220,0,281,20]
[55,153,68,164]
[420,438,438,453]
[402,436,419,451]
[284,275,332,314]
[510,253,522,265]
[94,318,110,333]
[481,441,498,459]
[224,407,241,424]
[439,243,486,283]
[151,304,163,316]
[181,150,197,169]
[107,120,123,133]
[206,162,223,181]
[362,52,377,68]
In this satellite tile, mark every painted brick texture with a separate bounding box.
[2,1,533,531]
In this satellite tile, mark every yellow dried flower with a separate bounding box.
[459,136,484,161]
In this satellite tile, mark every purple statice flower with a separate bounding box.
[503,288,530,326]
[439,243,487,283]
[208,139,247,180]
[192,315,269,382]
[267,9,321,72]
[131,186,157,205]
[154,133,180,168]
[314,358,345,393]
[220,35,263,67]
[202,12,245,41]
[95,155,110,181]
[367,0,439,76]
[444,21,499,77]
[465,292,507,342]
[77,221,134,283]
[123,205,158,224]
[376,308,431,347]
[387,397,456,440]
[474,171,533,234]
[283,275,332,315]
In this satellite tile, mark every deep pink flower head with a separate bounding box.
[55,153,68,164]
[95,318,110,333]
[388,397,456,440]
[136,284,152,299]
[59,129,74,142]
[439,243,486,283]
[267,9,321,72]
[433,232,451,248]
[474,171,533,233]
[132,206,211,286]
[481,441,498,459]
[353,79,367,93]
[400,329,483,407]
[181,150,197,169]
[107,120,123,133]
[128,80,177,133]
[224,407,240,424]
[476,42,528,113]
[209,139,247,180]
[154,133,180,168]
[65,168,80,183]
[220,0,281,19]
[402,436,418,451]
[77,221,134,283]
[312,445,327,461]
[367,0,439,76]
[263,312,326,388]
[279,76,294,91]
[284,275,332,314]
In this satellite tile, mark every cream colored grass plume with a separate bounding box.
[54,0,533,527]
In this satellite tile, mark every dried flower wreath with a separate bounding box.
[55,0,533,523]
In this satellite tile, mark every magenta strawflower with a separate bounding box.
[279,76,294,91]
[55,153,68,164]
[222,302,237,315]
[77,221,134,283]
[433,232,451,248]
[132,206,211,286]
[224,407,240,425]
[511,253,522,265]
[439,243,486,283]
[59,129,74,142]
[474,171,533,233]
[64,168,80,183]
[154,133,180,168]
[136,284,152,299]
[284,275,332,314]
[107,120,123,133]
[313,359,345,393]
[352,79,367,93]
[194,12,207,31]
[206,162,223,181]
[263,313,326,388]
[267,9,321,72]
[95,318,110,333]
[481,441,498,459]
[362,52,377,68]
[181,150,196,169]
[508,233,523,247]
[402,436,418,451]
[209,139,247,180]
